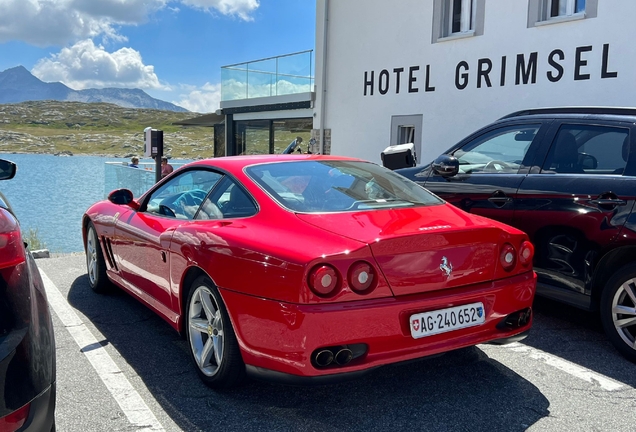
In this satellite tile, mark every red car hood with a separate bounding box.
[295,204,503,296]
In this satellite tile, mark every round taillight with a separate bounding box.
[519,241,534,266]
[308,265,340,296]
[500,243,516,272]
[348,261,376,293]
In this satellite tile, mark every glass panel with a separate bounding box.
[247,58,277,98]
[276,51,313,95]
[246,160,442,213]
[575,0,586,13]
[203,178,257,219]
[221,51,313,101]
[145,170,223,219]
[542,125,629,174]
[221,66,248,101]
[236,120,270,156]
[452,0,462,33]
[273,119,313,154]
[398,126,415,144]
[214,124,225,158]
[104,162,155,198]
[454,124,541,174]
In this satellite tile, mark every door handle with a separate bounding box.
[488,197,512,203]
[588,199,626,206]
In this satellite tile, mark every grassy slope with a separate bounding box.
[0,100,214,159]
[0,100,311,158]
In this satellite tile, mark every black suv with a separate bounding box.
[397,107,636,362]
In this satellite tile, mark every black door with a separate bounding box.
[424,122,547,225]
[514,121,636,308]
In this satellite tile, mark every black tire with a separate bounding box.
[185,275,245,389]
[600,263,636,362]
[85,222,111,294]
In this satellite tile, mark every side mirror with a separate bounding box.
[578,153,598,170]
[432,155,459,177]
[0,159,17,181]
[108,189,139,210]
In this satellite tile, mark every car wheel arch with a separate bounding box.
[81,215,92,248]
[590,245,636,309]
[178,266,220,337]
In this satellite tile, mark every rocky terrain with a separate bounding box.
[0,101,215,159]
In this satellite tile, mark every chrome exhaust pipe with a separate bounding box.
[334,348,353,365]
[315,349,335,367]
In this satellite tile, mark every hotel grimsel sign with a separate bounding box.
[362,43,617,96]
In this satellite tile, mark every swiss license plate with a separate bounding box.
[410,302,485,339]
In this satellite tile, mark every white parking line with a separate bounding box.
[39,269,165,431]
[500,342,625,391]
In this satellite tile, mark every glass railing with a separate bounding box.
[104,162,156,198]
[104,162,186,198]
[221,50,314,101]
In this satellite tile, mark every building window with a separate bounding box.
[398,126,415,145]
[444,0,476,35]
[432,0,484,43]
[528,0,596,27]
[547,0,585,18]
[391,115,422,164]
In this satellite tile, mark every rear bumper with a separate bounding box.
[18,383,56,432]
[0,254,56,424]
[221,271,536,381]
[246,329,530,386]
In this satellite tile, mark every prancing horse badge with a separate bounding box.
[440,257,453,278]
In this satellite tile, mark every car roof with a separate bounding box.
[183,154,366,171]
[499,107,636,122]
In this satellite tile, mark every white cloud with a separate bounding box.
[180,0,259,21]
[0,0,258,46]
[32,39,167,90]
[174,82,222,113]
[0,0,164,46]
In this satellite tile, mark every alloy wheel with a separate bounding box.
[610,277,636,350]
[188,285,224,377]
[86,227,98,286]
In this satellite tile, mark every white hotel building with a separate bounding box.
[312,0,631,165]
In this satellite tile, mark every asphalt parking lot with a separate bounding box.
[38,254,636,432]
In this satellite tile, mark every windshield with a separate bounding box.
[246,160,442,213]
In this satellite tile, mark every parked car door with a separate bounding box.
[114,169,224,311]
[514,121,636,308]
[424,122,547,225]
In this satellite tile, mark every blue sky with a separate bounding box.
[0,0,316,113]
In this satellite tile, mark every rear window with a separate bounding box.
[246,160,442,213]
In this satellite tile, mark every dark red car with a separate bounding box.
[0,159,56,431]
[83,155,536,388]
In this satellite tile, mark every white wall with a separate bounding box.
[314,0,635,165]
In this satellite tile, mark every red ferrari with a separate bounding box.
[83,155,536,388]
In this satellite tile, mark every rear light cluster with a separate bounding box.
[0,213,26,271]
[499,240,534,272]
[0,402,30,432]
[307,260,378,297]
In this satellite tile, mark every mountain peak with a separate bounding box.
[0,66,188,112]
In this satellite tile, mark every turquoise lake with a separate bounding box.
[0,153,193,253]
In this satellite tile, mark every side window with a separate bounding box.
[453,124,541,174]
[198,178,257,220]
[145,170,223,219]
[541,125,629,175]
